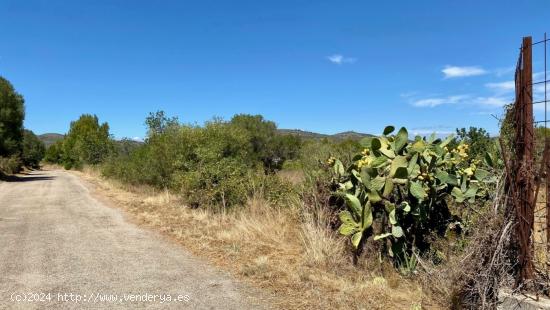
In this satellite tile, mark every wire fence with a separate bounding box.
[506,34,549,287]
[528,34,549,287]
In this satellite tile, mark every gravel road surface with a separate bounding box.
[0,170,269,309]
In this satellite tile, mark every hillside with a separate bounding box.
[38,133,64,147]
[278,129,373,140]
[332,131,375,140]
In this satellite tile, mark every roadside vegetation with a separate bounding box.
[0,76,45,177]
[39,102,504,308]
[0,68,502,308]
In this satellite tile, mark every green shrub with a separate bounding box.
[298,138,361,174]
[281,159,302,170]
[22,130,45,168]
[449,127,496,160]
[230,114,302,171]
[175,158,251,208]
[102,144,153,185]
[63,161,73,170]
[0,155,22,174]
[101,111,303,209]
[102,116,251,206]
[252,173,298,207]
[44,140,64,163]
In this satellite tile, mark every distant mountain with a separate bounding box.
[277,129,329,139]
[331,131,375,140]
[278,129,373,141]
[38,133,64,147]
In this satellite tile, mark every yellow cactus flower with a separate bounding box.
[453,144,469,160]
[357,156,372,169]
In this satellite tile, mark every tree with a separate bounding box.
[62,114,113,168]
[145,110,179,137]
[44,140,64,164]
[0,76,25,157]
[266,134,302,171]
[229,114,301,171]
[22,130,46,168]
[113,138,143,157]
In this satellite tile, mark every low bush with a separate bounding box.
[44,140,64,164]
[252,173,298,207]
[175,158,251,208]
[22,130,45,168]
[0,155,22,175]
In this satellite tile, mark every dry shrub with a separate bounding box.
[418,173,515,309]
[419,216,514,309]
[0,155,22,175]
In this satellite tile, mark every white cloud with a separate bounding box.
[482,78,546,106]
[412,98,445,107]
[485,81,515,93]
[533,71,549,81]
[470,111,496,116]
[442,65,487,78]
[495,66,515,77]
[132,137,143,142]
[473,96,510,107]
[327,54,356,65]
[411,94,511,109]
[484,78,546,101]
[411,95,469,107]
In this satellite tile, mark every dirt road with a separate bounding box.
[0,170,269,309]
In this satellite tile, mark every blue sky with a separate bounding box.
[0,0,549,139]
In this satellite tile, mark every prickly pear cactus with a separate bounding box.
[328,126,494,262]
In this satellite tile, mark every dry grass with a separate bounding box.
[277,169,305,185]
[300,210,346,267]
[68,166,427,309]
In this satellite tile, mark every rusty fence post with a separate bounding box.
[522,35,534,282]
[514,36,535,284]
